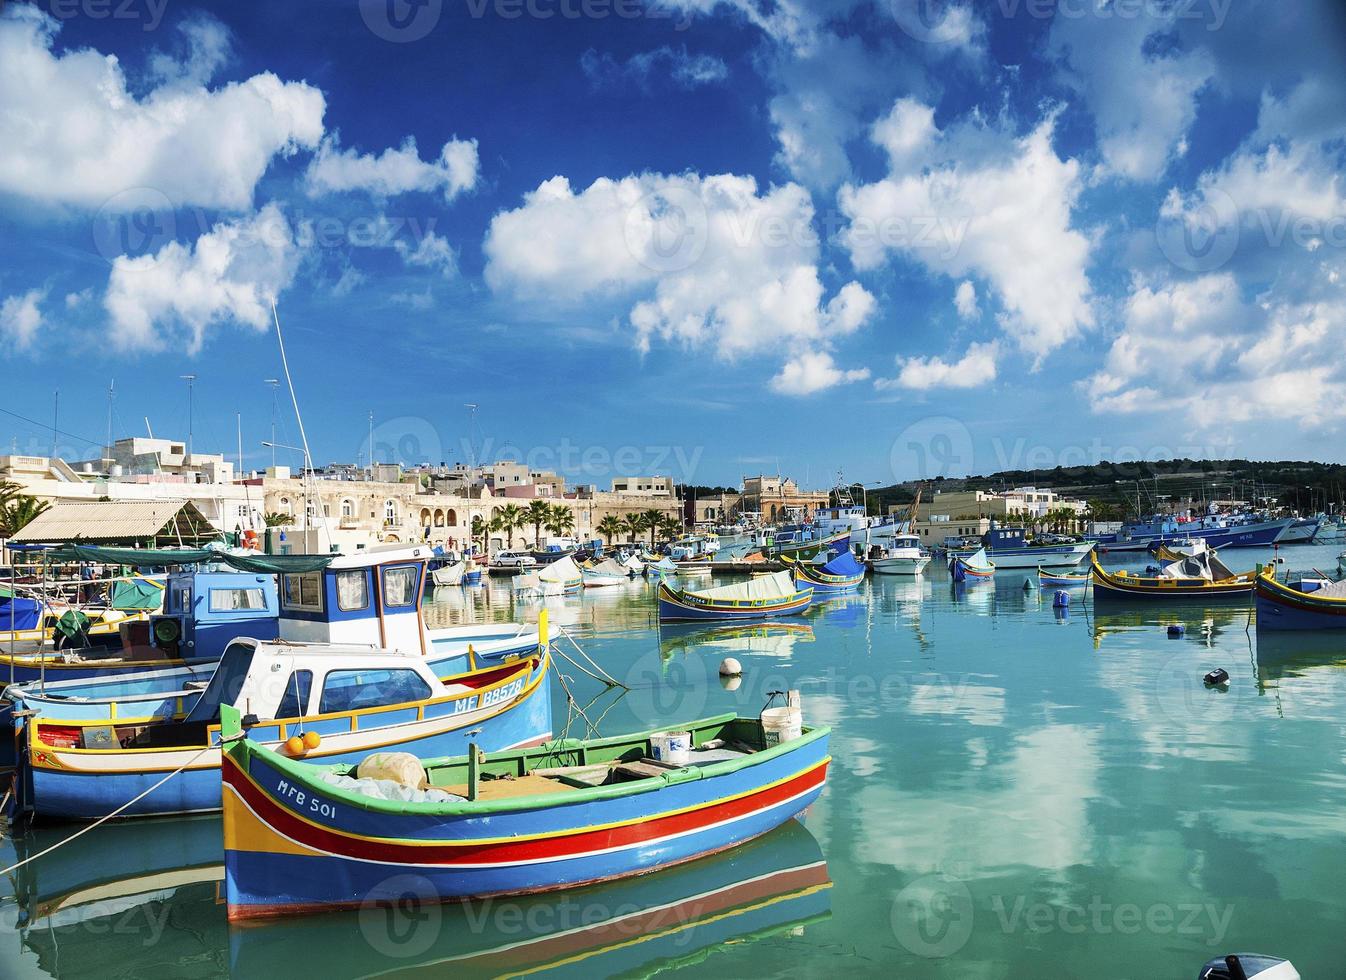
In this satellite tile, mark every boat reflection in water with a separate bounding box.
[1253,631,1346,716]
[1091,606,1251,650]
[4,812,828,979]
[9,816,228,977]
[658,621,816,661]
[229,816,830,977]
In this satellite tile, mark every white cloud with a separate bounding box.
[65,288,93,309]
[770,350,869,396]
[580,46,728,91]
[1049,9,1213,181]
[147,12,232,88]
[394,231,458,277]
[0,288,46,350]
[104,204,301,353]
[484,172,876,385]
[954,280,978,320]
[0,8,324,211]
[305,135,478,202]
[839,99,1094,362]
[877,340,998,391]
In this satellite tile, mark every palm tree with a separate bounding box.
[0,494,50,538]
[471,514,488,556]
[658,515,682,544]
[597,515,623,546]
[262,511,292,528]
[543,503,575,539]
[496,504,525,549]
[620,513,644,544]
[641,508,665,548]
[524,499,552,547]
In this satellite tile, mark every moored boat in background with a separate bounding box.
[1255,568,1346,630]
[658,570,812,621]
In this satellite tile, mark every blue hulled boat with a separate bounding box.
[657,570,813,621]
[787,551,866,594]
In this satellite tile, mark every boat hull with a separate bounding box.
[1102,517,1294,552]
[657,582,813,622]
[14,656,553,821]
[1255,574,1346,630]
[1090,559,1255,603]
[221,719,830,919]
[868,556,930,575]
[947,543,1094,569]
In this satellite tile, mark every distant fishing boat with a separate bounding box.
[1279,516,1322,544]
[581,558,628,588]
[1101,513,1295,553]
[945,526,1094,569]
[515,555,583,596]
[1090,552,1256,602]
[431,561,467,587]
[645,556,678,580]
[1037,568,1090,587]
[218,704,830,919]
[658,570,812,622]
[867,534,931,576]
[950,548,995,582]
[786,551,866,593]
[1255,569,1346,630]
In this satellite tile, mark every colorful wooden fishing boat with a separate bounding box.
[657,570,813,622]
[228,816,829,975]
[1037,568,1090,587]
[785,551,866,593]
[1255,569,1346,630]
[950,547,995,581]
[867,534,931,575]
[581,558,628,588]
[219,705,830,919]
[10,633,552,821]
[1090,554,1256,602]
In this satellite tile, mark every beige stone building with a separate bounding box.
[740,475,829,523]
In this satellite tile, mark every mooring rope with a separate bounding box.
[0,738,233,876]
[553,625,628,689]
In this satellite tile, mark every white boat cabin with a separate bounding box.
[277,544,433,654]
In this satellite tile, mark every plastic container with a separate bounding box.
[761,707,802,746]
[650,731,691,766]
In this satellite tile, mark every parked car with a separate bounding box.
[491,550,537,568]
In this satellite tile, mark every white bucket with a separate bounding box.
[650,731,692,766]
[761,706,802,746]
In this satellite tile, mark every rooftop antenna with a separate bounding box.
[180,374,197,458]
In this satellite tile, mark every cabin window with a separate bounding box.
[281,572,324,612]
[335,570,370,611]
[318,668,431,713]
[382,565,418,607]
[276,670,313,719]
[209,587,268,612]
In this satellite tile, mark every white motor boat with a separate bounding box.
[868,534,932,575]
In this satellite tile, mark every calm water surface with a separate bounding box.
[3,545,1345,978]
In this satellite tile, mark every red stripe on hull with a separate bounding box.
[227,759,828,867]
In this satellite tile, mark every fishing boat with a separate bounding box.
[945,525,1094,569]
[1101,512,1294,553]
[1089,552,1256,602]
[763,525,850,562]
[581,558,628,588]
[513,554,583,596]
[1254,568,1346,630]
[785,551,866,593]
[11,627,552,820]
[1279,516,1322,544]
[950,548,995,582]
[431,560,467,587]
[228,815,829,976]
[645,556,678,580]
[219,703,830,919]
[1037,568,1090,587]
[669,535,720,561]
[617,550,645,577]
[658,570,812,622]
[867,534,931,575]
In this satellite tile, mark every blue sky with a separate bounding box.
[1,0,1344,489]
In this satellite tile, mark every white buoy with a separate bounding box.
[719,657,742,677]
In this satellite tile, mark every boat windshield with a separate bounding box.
[184,642,257,723]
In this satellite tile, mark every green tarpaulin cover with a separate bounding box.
[109,577,166,610]
[43,544,337,574]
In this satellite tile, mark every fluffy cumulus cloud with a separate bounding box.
[104,204,301,353]
[0,288,46,350]
[877,340,998,391]
[954,280,979,320]
[1048,6,1214,181]
[394,231,458,277]
[580,46,728,92]
[0,8,324,211]
[304,135,479,202]
[839,99,1094,362]
[484,172,875,391]
[771,350,869,395]
[1088,274,1346,427]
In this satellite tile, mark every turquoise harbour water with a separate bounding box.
[3,544,1345,978]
